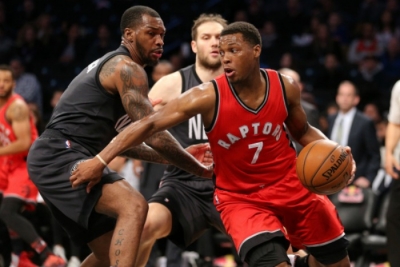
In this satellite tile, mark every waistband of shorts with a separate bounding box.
[40,128,69,139]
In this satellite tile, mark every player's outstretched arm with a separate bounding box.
[70,61,215,192]
[121,142,212,166]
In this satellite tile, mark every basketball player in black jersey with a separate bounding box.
[27,6,213,267]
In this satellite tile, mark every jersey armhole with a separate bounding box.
[204,80,219,133]
[95,52,129,98]
[278,72,289,116]
[178,70,185,94]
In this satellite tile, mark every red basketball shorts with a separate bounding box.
[3,160,38,206]
[0,157,8,193]
[213,167,344,256]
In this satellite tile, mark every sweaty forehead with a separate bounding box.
[141,15,165,31]
[220,33,243,46]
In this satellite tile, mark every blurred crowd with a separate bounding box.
[1,0,400,266]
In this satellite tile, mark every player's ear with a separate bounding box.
[191,40,197,54]
[253,44,261,58]
[124,28,135,42]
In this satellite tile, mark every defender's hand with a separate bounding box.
[185,143,213,165]
[69,158,105,193]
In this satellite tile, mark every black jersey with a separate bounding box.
[163,65,209,180]
[46,46,130,155]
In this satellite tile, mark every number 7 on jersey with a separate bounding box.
[248,142,263,164]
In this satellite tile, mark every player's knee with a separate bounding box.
[245,238,290,267]
[306,236,349,265]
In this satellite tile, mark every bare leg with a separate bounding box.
[81,231,113,267]
[95,180,148,267]
[136,203,173,267]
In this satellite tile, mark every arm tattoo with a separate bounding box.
[10,104,28,121]
[146,131,206,177]
[119,63,152,121]
[121,143,168,164]
[118,62,205,177]
[99,56,120,84]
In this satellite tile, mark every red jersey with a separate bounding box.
[0,94,38,161]
[207,69,297,193]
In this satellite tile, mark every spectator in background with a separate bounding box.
[328,81,381,188]
[328,12,350,46]
[363,102,383,124]
[14,23,44,72]
[149,60,174,87]
[380,37,400,97]
[351,54,385,109]
[303,23,344,65]
[35,13,58,61]
[347,22,384,64]
[84,24,118,65]
[259,21,285,68]
[319,101,339,136]
[313,53,348,110]
[13,0,39,30]
[9,57,42,115]
[376,10,397,48]
[358,0,385,25]
[0,26,14,64]
[56,23,87,67]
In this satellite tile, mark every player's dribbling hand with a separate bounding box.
[185,143,213,166]
[344,146,356,185]
[69,158,105,193]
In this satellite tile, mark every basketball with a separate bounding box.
[296,139,353,195]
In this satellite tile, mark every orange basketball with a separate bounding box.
[296,139,352,195]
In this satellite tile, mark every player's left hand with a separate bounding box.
[185,143,213,166]
[69,158,105,193]
[344,146,356,185]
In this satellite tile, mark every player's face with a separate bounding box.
[135,14,165,66]
[219,33,258,84]
[192,22,224,70]
[0,70,14,99]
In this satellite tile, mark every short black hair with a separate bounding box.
[0,64,15,80]
[120,5,161,34]
[221,21,261,47]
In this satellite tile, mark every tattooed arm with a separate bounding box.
[0,99,32,155]
[120,143,168,164]
[98,56,208,173]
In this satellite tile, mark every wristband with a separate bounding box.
[96,154,107,166]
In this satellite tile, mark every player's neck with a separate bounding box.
[195,61,224,82]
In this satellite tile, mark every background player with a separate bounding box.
[0,65,64,267]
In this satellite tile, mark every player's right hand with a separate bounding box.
[69,158,105,193]
[385,153,400,179]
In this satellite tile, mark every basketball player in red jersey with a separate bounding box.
[0,65,66,267]
[72,22,356,267]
